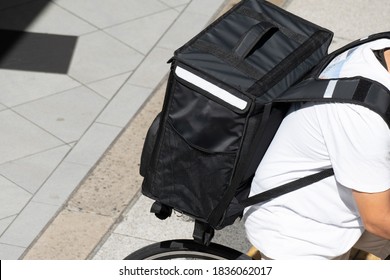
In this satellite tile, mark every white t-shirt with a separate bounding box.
[244,39,390,259]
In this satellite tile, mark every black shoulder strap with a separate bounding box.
[276,77,390,127]
[231,76,390,213]
[240,168,334,208]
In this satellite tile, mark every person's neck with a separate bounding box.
[385,50,390,73]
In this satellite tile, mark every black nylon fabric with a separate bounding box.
[176,0,333,96]
[154,122,237,219]
[276,78,390,127]
[170,71,248,152]
[140,0,333,230]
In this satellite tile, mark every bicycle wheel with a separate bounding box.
[124,239,252,260]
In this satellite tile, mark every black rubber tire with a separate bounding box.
[124,239,251,260]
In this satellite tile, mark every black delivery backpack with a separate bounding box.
[139,0,334,244]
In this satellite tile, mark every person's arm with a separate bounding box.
[352,189,390,239]
[385,49,390,73]
[351,49,390,239]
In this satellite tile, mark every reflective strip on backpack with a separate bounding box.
[323,80,337,98]
[175,66,248,110]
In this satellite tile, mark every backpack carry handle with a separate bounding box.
[234,22,279,59]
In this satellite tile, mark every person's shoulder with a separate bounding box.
[316,102,385,122]
[314,102,389,138]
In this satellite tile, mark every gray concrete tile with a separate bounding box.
[68,31,144,84]
[97,84,152,127]
[212,220,251,254]
[158,11,211,51]
[127,47,173,89]
[87,72,131,100]
[0,0,234,261]
[185,0,227,18]
[286,0,390,42]
[0,70,80,107]
[104,9,180,55]
[0,110,64,165]
[93,234,154,260]
[173,4,187,13]
[159,0,190,8]
[0,201,59,248]
[0,145,71,194]
[101,195,250,258]
[0,0,96,35]
[13,86,107,143]
[329,38,352,53]
[65,123,122,166]
[0,216,16,236]
[54,0,169,28]
[0,243,25,260]
[32,161,91,206]
[0,177,31,219]
[114,196,194,241]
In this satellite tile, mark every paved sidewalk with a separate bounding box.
[0,0,229,260]
[0,0,389,260]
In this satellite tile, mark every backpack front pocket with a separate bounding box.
[149,64,252,219]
